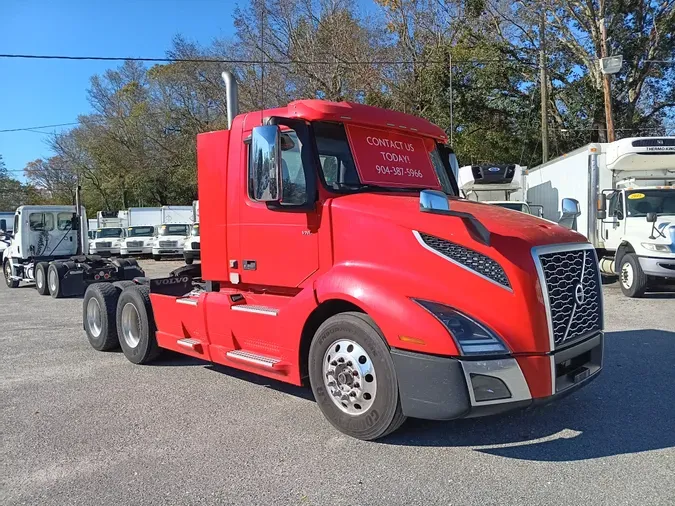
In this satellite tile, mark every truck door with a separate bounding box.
[237,120,320,288]
[601,190,626,249]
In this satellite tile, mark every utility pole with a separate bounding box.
[599,6,616,142]
[539,6,549,163]
[449,52,453,146]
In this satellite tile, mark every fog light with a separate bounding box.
[470,373,511,402]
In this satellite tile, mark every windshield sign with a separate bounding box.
[345,125,441,189]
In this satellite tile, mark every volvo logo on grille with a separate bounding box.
[574,283,586,305]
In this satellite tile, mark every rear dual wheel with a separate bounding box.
[35,262,50,295]
[308,312,406,441]
[48,263,68,299]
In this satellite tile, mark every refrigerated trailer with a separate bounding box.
[526,138,675,297]
[458,164,543,217]
[80,71,603,441]
[3,205,144,298]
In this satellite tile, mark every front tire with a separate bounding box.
[116,285,160,364]
[48,262,68,299]
[4,260,19,288]
[619,253,648,298]
[35,262,51,295]
[308,312,406,441]
[153,255,161,261]
[184,256,194,265]
[83,283,122,351]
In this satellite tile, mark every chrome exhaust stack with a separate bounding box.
[222,71,239,130]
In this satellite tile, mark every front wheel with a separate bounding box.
[4,260,19,288]
[308,312,406,441]
[619,253,648,298]
[184,256,194,265]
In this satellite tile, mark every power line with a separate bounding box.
[0,52,535,66]
[0,122,80,133]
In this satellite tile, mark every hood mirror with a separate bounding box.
[420,190,450,211]
[646,212,657,223]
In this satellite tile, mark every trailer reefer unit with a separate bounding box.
[526,137,675,297]
[82,71,604,441]
[3,205,143,298]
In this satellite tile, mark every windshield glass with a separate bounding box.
[127,226,155,237]
[191,224,200,237]
[493,202,528,212]
[625,189,675,217]
[96,228,123,238]
[313,122,456,195]
[159,224,189,236]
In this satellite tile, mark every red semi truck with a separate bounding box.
[82,72,604,440]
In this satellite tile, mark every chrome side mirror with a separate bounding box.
[559,198,581,230]
[420,190,450,211]
[250,125,282,202]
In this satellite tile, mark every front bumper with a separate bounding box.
[121,246,152,255]
[638,256,675,278]
[152,248,183,256]
[183,250,200,260]
[391,332,603,420]
[89,247,120,256]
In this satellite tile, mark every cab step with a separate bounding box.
[176,338,204,353]
[226,350,280,368]
[230,304,278,316]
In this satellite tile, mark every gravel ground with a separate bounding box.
[1,260,674,506]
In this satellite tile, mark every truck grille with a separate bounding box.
[159,241,177,248]
[537,246,602,348]
[417,232,510,288]
[191,242,200,250]
[99,242,112,248]
[127,241,143,247]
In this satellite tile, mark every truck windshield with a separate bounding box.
[625,189,675,217]
[128,226,155,237]
[96,228,123,238]
[190,224,199,237]
[313,122,456,195]
[159,224,189,236]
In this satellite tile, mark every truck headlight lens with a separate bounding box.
[414,299,509,356]
[641,242,671,253]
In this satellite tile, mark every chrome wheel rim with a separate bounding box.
[121,302,141,348]
[86,298,102,337]
[621,262,634,289]
[48,268,58,293]
[36,268,44,288]
[322,339,377,415]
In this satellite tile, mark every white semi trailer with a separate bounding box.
[2,205,143,298]
[151,206,193,260]
[526,137,675,297]
[121,207,162,257]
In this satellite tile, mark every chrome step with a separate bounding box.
[176,298,198,306]
[226,350,280,368]
[230,304,278,316]
[177,338,203,352]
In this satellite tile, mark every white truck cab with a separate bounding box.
[121,225,156,256]
[89,227,124,256]
[182,223,200,264]
[527,137,675,297]
[152,223,191,260]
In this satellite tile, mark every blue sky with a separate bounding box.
[0,0,380,179]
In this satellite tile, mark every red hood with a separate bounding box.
[329,192,586,249]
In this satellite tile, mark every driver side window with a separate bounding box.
[608,192,624,219]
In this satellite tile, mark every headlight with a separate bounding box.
[414,299,509,356]
[641,242,671,253]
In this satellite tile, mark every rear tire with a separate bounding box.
[4,260,19,288]
[48,262,68,299]
[153,255,161,261]
[116,285,160,364]
[619,253,648,298]
[308,312,406,441]
[184,256,194,265]
[35,262,50,295]
[83,283,122,351]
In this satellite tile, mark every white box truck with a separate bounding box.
[121,207,162,257]
[182,200,200,264]
[152,206,193,260]
[526,137,675,297]
[89,211,125,256]
[458,164,543,217]
[0,212,14,256]
[2,205,143,298]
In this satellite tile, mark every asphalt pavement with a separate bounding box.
[1,260,674,505]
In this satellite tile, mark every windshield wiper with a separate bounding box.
[332,182,445,194]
